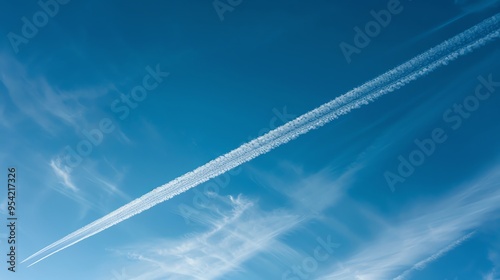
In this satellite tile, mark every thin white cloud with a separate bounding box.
[247,162,349,217]
[48,179,104,218]
[90,175,130,201]
[81,160,130,202]
[50,158,79,192]
[484,271,496,280]
[318,166,500,280]
[484,249,500,280]
[105,167,348,280]
[0,52,111,134]
[109,194,304,280]
[394,231,476,280]
[48,156,116,216]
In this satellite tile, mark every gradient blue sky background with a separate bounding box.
[1,0,500,279]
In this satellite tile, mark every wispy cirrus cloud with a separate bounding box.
[483,247,500,280]
[48,154,130,217]
[394,231,477,280]
[108,194,304,280]
[0,52,111,134]
[318,166,500,280]
[87,174,130,201]
[50,158,79,192]
[105,166,348,280]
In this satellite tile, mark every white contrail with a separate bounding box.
[393,231,476,280]
[24,13,500,267]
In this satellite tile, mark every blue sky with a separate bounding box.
[0,0,500,279]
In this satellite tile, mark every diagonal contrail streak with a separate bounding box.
[23,13,500,267]
[393,231,477,280]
